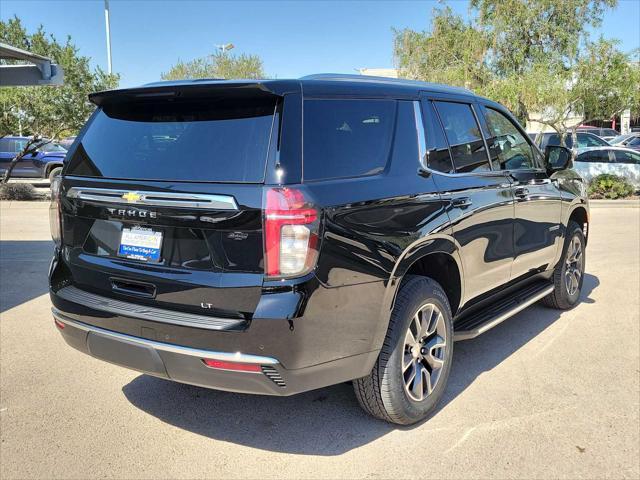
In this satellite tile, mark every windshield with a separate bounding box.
[66,96,278,182]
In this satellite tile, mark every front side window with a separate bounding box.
[613,150,640,164]
[303,99,396,181]
[433,101,490,173]
[484,108,537,170]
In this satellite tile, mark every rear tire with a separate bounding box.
[353,276,454,425]
[542,221,586,310]
[48,167,62,183]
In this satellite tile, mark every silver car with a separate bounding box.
[574,146,640,189]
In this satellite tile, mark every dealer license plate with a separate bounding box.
[118,227,163,262]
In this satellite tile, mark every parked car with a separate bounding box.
[577,126,619,142]
[49,75,589,425]
[574,146,640,188]
[609,133,640,151]
[534,131,609,150]
[59,136,77,149]
[0,136,66,181]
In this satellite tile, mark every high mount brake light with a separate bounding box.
[264,187,319,278]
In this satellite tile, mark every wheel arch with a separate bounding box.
[44,162,63,177]
[568,204,589,244]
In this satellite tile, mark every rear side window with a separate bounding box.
[577,133,608,148]
[576,150,611,163]
[66,96,277,182]
[0,139,14,153]
[422,101,454,174]
[543,133,574,149]
[303,99,396,181]
[484,107,537,170]
[433,101,491,173]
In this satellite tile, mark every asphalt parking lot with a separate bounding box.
[1,200,638,479]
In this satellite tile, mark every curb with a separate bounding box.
[589,200,640,208]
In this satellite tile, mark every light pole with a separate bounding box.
[104,0,112,74]
[214,43,234,54]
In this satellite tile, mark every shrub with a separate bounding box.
[588,174,636,200]
[0,183,40,201]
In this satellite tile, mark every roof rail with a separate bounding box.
[300,73,473,94]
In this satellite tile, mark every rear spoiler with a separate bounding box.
[89,79,301,106]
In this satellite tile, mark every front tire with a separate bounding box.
[48,167,62,183]
[542,221,586,310]
[353,276,454,425]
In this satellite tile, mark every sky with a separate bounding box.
[2,0,640,88]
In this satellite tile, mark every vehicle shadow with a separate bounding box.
[0,240,53,313]
[122,273,599,456]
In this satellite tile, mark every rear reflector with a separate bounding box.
[201,359,262,372]
[54,318,65,329]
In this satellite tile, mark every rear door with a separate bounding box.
[421,95,514,303]
[479,104,562,281]
[60,87,283,320]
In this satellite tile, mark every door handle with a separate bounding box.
[451,197,473,208]
[528,178,552,185]
[514,187,529,198]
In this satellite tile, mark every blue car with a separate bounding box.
[0,136,67,181]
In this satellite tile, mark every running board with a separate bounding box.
[453,282,554,341]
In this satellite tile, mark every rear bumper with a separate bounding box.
[52,307,379,396]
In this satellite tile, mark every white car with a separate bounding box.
[574,146,640,189]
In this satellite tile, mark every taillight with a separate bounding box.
[264,187,319,278]
[49,176,62,247]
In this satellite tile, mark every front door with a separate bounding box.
[479,105,562,281]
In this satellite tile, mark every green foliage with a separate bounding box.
[0,16,119,182]
[0,183,39,201]
[587,173,636,199]
[161,51,265,80]
[393,0,639,131]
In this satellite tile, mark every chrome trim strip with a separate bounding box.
[66,187,238,210]
[413,101,427,168]
[52,308,279,365]
[56,285,245,331]
[453,285,554,341]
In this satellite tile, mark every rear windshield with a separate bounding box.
[66,97,277,182]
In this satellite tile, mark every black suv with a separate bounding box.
[49,75,588,425]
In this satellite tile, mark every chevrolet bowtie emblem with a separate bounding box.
[122,192,141,203]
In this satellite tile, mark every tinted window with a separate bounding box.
[421,101,454,173]
[602,129,619,136]
[613,150,640,164]
[542,133,573,149]
[39,142,67,153]
[0,139,14,153]
[66,97,277,182]
[303,99,396,181]
[577,133,608,148]
[627,137,640,146]
[484,108,536,170]
[433,101,490,173]
[576,150,611,163]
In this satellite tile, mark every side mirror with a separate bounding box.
[545,145,572,172]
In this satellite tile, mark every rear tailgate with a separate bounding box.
[56,85,282,324]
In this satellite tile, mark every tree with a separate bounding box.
[161,51,265,80]
[0,16,119,182]
[393,0,638,143]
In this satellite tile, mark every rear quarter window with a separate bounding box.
[302,99,396,181]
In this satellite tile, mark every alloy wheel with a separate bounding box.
[565,235,584,297]
[402,303,447,402]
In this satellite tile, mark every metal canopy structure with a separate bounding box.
[0,42,64,86]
